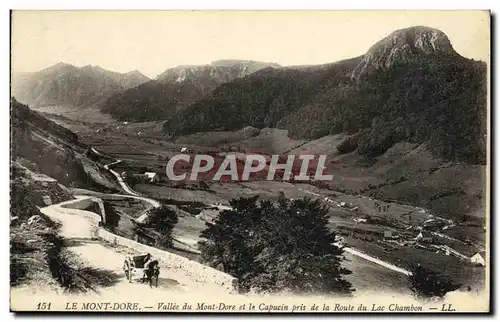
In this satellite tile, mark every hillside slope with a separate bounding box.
[11,98,118,191]
[10,161,73,291]
[11,63,150,108]
[100,60,281,122]
[165,26,487,164]
[165,57,360,135]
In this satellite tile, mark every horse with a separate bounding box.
[143,260,160,287]
[123,253,152,283]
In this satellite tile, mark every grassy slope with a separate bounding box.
[11,100,119,192]
[10,164,121,293]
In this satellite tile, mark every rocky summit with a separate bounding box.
[351,26,456,80]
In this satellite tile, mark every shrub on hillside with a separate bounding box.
[408,264,461,300]
[103,202,120,233]
[199,196,353,295]
[146,205,179,248]
[337,133,360,154]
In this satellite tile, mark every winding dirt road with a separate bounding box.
[101,157,160,224]
[103,160,141,196]
[12,149,236,306]
[40,196,230,293]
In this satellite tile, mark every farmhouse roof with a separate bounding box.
[473,251,486,258]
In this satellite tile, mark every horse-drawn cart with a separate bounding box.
[123,253,160,287]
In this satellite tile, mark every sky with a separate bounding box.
[11,10,490,78]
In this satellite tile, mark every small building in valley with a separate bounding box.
[414,231,434,243]
[144,172,160,183]
[471,251,486,266]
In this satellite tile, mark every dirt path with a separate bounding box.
[100,156,160,222]
[23,196,232,299]
[40,197,187,292]
[104,160,141,196]
[343,247,409,275]
[32,131,66,151]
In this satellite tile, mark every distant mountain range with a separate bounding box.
[11,63,150,108]
[100,60,281,122]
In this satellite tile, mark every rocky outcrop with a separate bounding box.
[156,60,281,84]
[351,26,456,80]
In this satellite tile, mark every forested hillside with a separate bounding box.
[165,27,487,164]
[101,60,281,121]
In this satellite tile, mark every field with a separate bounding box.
[342,252,410,295]
[32,105,116,124]
[175,127,306,154]
[103,197,148,218]
[344,237,485,292]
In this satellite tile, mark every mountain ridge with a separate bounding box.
[101,60,281,121]
[11,63,150,108]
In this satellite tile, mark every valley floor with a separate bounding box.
[37,113,487,295]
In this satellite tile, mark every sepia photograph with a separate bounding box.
[9,10,490,313]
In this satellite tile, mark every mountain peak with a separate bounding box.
[11,63,149,108]
[126,69,142,75]
[123,70,150,83]
[42,62,75,73]
[351,26,455,80]
[81,64,105,71]
[53,62,73,67]
[210,59,281,69]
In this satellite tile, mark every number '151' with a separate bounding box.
[37,302,51,310]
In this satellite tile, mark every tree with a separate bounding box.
[103,202,120,232]
[146,205,179,248]
[199,196,353,295]
[199,196,262,290]
[125,175,139,187]
[407,264,461,300]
